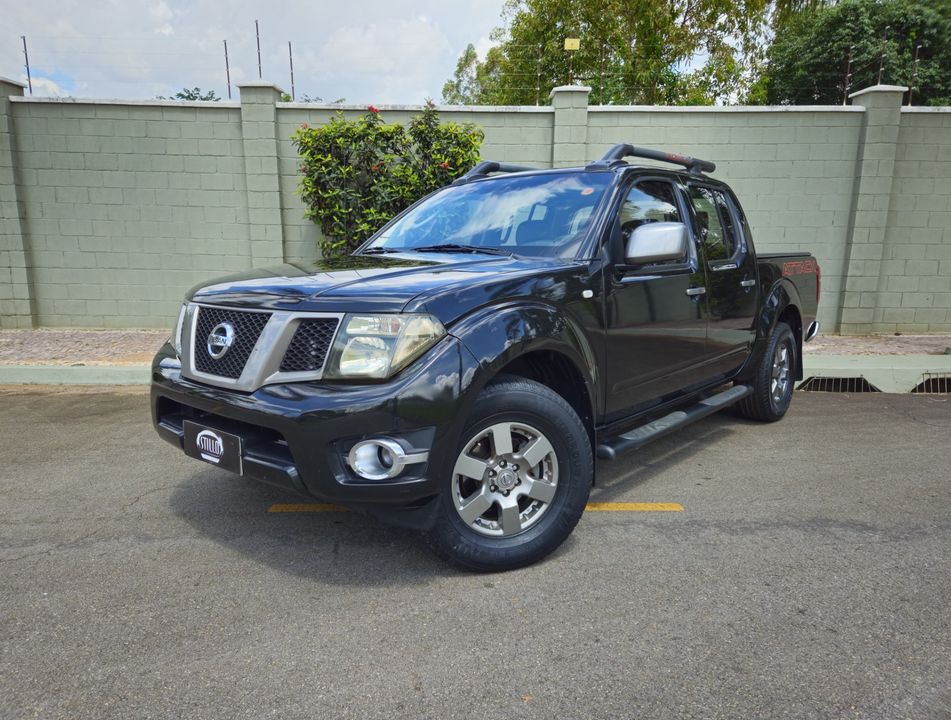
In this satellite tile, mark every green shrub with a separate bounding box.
[292,101,484,258]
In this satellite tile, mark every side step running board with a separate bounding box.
[596,384,753,461]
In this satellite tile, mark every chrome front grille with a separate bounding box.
[181,303,343,391]
[193,306,272,379]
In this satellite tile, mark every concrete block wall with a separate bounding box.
[4,92,249,327]
[0,79,949,332]
[878,108,951,331]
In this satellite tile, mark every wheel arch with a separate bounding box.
[453,303,599,453]
[748,278,805,381]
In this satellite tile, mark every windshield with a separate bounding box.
[364,172,612,258]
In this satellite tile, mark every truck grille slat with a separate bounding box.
[193,307,272,379]
[280,318,339,373]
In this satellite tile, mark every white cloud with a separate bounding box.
[474,35,497,61]
[24,76,70,96]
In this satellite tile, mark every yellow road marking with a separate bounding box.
[268,503,349,513]
[267,502,683,513]
[585,502,683,512]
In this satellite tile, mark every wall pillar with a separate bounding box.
[838,84,907,334]
[0,77,34,329]
[549,85,590,168]
[238,82,285,266]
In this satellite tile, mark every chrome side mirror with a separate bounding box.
[625,222,688,265]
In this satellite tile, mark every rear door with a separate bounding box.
[684,183,758,377]
[602,176,712,421]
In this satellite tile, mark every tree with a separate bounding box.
[759,0,951,105]
[157,87,221,101]
[442,0,775,106]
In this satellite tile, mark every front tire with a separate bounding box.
[737,321,797,422]
[427,376,592,571]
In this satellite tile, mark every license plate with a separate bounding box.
[183,421,243,475]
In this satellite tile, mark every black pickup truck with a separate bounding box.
[152,144,820,571]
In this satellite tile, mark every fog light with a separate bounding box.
[347,438,429,481]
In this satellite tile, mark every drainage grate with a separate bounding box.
[798,376,882,393]
[911,373,951,394]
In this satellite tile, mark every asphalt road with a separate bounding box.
[1,388,949,720]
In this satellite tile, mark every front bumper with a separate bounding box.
[151,335,473,518]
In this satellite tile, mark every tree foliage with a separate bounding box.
[292,103,483,257]
[158,87,221,101]
[442,0,774,106]
[758,0,951,105]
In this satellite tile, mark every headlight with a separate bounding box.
[173,304,187,356]
[323,314,445,379]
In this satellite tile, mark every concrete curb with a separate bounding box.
[0,364,150,385]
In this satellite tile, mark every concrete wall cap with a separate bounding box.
[8,96,239,108]
[849,84,908,100]
[902,106,951,113]
[238,81,285,92]
[590,104,864,113]
[549,85,591,98]
[276,102,553,113]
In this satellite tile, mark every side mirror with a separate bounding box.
[625,222,688,265]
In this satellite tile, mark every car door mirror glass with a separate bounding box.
[625,222,688,265]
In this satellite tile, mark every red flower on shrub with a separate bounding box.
[300,122,309,129]
[368,105,380,114]
[370,164,379,172]
[439,161,450,169]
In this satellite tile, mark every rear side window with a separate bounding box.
[687,186,738,261]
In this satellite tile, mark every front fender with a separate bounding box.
[451,301,599,424]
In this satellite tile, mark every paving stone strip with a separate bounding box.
[0,329,169,365]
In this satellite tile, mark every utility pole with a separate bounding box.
[842,45,853,105]
[255,20,262,79]
[288,41,295,100]
[908,44,922,106]
[535,49,541,106]
[223,40,232,99]
[877,25,889,85]
[21,36,33,95]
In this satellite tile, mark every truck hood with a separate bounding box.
[187,252,580,326]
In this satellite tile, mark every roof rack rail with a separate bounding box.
[451,161,537,185]
[586,143,716,174]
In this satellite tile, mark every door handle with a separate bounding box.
[740,279,756,288]
[711,262,738,272]
[685,287,706,297]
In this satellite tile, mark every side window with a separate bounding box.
[620,180,681,236]
[616,180,684,265]
[687,186,738,262]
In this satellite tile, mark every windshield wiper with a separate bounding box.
[409,244,514,257]
[360,246,404,255]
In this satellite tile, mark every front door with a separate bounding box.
[685,183,758,378]
[602,177,711,421]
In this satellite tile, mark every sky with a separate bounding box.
[1,0,506,103]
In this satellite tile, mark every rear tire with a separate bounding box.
[736,321,797,423]
[426,376,592,571]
